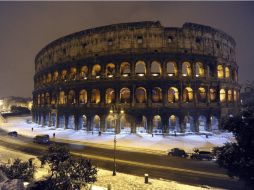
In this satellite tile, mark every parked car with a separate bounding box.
[33,134,50,144]
[8,131,18,137]
[190,151,214,160]
[168,148,188,158]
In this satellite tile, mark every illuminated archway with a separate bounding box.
[47,73,52,83]
[225,66,230,79]
[120,62,130,76]
[168,87,179,103]
[105,88,115,104]
[120,88,131,103]
[70,67,77,80]
[198,115,207,132]
[151,61,161,76]
[105,115,115,133]
[166,61,177,76]
[198,87,206,103]
[53,71,59,81]
[61,70,67,81]
[68,90,76,104]
[211,116,219,131]
[106,63,116,78]
[182,62,192,77]
[209,88,216,102]
[79,89,87,104]
[67,115,75,129]
[136,116,148,133]
[120,115,131,134]
[217,65,224,79]
[91,89,100,104]
[228,89,233,102]
[169,115,180,132]
[59,91,65,104]
[78,115,87,130]
[220,89,226,103]
[152,115,163,134]
[135,87,147,103]
[195,62,205,77]
[80,65,88,79]
[183,87,193,103]
[152,87,162,103]
[135,61,146,76]
[184,115,195,133]
[93,115,100,132]
[92,64,101,77]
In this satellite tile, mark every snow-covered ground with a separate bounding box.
[0,116,234,153]
[0,144,222,190]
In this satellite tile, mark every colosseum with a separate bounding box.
[32,21,240,134]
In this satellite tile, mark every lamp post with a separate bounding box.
[109,104,124,176]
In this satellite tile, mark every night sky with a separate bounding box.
[0,2,254,98]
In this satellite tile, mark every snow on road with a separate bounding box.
[0,144,222,190]
[0,116,234,153]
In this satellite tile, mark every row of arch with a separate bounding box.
[35,113,220,133]
[35,61,238,88]
[35,87,239,106]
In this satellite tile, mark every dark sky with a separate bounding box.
[0,2,254,98]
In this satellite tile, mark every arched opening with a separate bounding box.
[53,71,59,81]
[70,67,77,80]
[59,91,65,104]
[61,70,68,81]
[209,88,216,102]
[51,113,56,127]
[136,115,148,133]
[78,115,87,130]
[68,115,75,129]
[135,87,147,103]
[45,93,50,105]
[198,87,206,103]
[184,115,195,133]
[151,61,161,76]
[166,61,178,76]
[106,63,116,78]
[228,89,233,102]
[51,94,57,106]
[234,90,237,102]
[93,115,100,132]
[120,88,131,103]
[217,65,224,79]
[47,73,52,83]
[183,87,193,103]
[225,66,230,79]
[91,89,100,104]
[68,90,76,104]
[120,115,131,134]
[152,115,163,134]
[135,61,146,76]
[152,87,162,103]
[220,89,226,103]
[182,62,192,77]
[38,95,40,105]
[79,90,87,104]
[169,115,180,133]
[168,87,179,103]
[120,62,130,77]
[80,66,88,80]
[59,115,65,128]
[105,88,115,104]
[105,115,115,133]
[211,116,219,131]
[198,115,207,132]
[195,62,205,77]
[92,64,101,78]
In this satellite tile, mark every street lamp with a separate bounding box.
[109,104,124,176]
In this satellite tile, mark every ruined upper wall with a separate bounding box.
[35,21,236,73]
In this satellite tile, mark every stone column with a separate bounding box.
[74,113,80,130]
[56,112,59,128]
[65,114,68,129]
[48,112,52,127]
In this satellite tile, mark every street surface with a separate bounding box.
[0,128,244,189]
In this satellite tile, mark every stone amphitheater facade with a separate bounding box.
[32,21,240,134]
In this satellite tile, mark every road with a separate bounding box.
[0,129,244,190]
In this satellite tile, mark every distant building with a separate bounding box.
[0,96,33,112]
[240,81,254,107]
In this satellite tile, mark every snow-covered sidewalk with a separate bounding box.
[0,145,222,190]
[0,116,234,153]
